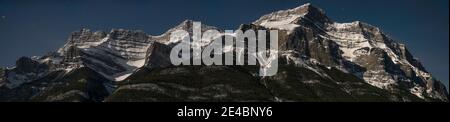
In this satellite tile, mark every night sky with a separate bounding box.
[0,0,448,88]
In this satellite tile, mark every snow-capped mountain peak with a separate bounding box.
[254,3,448,101]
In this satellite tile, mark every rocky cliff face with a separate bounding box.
[252,3,448,101]
[0,68,5,87]
[57,28,152,81]
[3,57,51,89]
[0,3,447,102]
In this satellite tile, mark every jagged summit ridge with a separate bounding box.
[35,20,218,82]
[254,3,331,32]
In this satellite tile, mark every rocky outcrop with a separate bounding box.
[0,68,5,87]
[3,57,50,88]
[144,42,173,69]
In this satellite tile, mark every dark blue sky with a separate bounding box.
[0,0,448,88]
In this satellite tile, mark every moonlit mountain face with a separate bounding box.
[0,4,447,102]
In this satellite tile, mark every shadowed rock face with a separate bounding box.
[1,57,51,89]
[0,68,5,86]
[0,3,447,102]
[15,57,47,73]
[144,42,173,69]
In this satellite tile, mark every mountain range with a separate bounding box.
[0,3,448,102]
